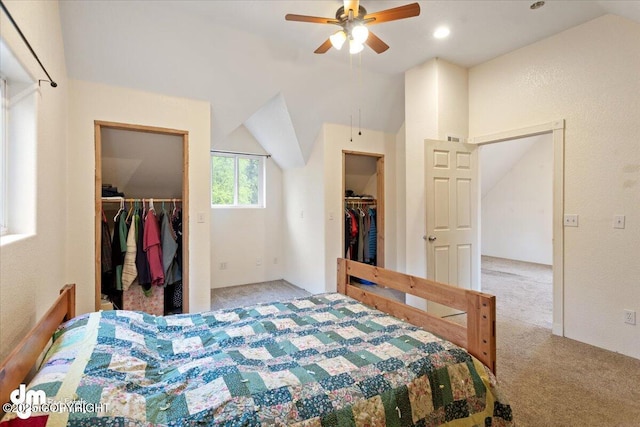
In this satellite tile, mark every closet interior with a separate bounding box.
[343,151,384,268]
[95,122,189,315]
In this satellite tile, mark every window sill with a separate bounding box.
[211,205,265,210]
[0,233,34,246]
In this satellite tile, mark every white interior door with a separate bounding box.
[425,139,479,316]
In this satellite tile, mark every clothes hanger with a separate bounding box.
[114,198,124,222]
[125,199,134,223]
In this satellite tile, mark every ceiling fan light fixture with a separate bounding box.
[349,39,364,54]
[351,24,369,44]
[330,30,347,50]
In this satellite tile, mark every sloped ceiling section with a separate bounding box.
[244,93,304,169]
[58,1,640,165]
[480,134,546,198]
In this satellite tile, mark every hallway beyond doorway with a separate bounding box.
[481,256,552,329]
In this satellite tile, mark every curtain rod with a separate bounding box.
[210,149,271,158]
[0,0,57,88]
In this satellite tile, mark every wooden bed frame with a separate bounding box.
[0,284,76,415]
[1,263,497,415]
[337,259,496,374]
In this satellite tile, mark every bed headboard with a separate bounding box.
[0,284,76,413]
[337,259,497,374]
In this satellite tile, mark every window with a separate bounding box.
[211,153,265,207]
[1,37,37,241]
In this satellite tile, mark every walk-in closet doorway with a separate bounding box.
[343,151,385,267]
[94,121,190,313]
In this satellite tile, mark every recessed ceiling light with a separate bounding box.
[530,1,545,10]
[433,26,450,39]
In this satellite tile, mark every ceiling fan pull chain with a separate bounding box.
[358,53,363,136]
[350,115,353,142]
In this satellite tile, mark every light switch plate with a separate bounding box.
[613,215,625,229]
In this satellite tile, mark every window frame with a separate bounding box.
[211,153,265,208]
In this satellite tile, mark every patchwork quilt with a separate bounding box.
[1,293,513,426]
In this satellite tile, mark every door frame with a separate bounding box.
[468,119,565,336]
[94,120,190,313]
[342,150,385,267]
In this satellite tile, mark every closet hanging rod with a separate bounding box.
[101,197,182,203]
[210,149,271,158]
[0,0,57,88]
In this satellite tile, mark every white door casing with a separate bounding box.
[425,139,479,317]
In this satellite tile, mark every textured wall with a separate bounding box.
[0,0,68,361]
[469,15,640,358]
[323,123,397,289]
[481,136,553,265]
[211,126,284,288]
[67,80,212,314]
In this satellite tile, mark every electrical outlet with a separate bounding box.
[563,214,579,227]
[256,257,262,266]
[613,215,625,229]
[219,262,227,270]
[624,309,636,325]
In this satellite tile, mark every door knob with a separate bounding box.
[427,235,436,242]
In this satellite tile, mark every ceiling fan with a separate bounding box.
[285,1,421,55]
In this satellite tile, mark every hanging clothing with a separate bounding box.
[122,281,164,316]
[357,210,365,262]
[368,207,377,265]
[348,209,359,260]
[161,211,181,286]
[100,211,113,296]
[112,209,128,291]
[171,208,183,271]
[345,211,352,257]
[144,210,164,287]
[121,216,138,291]
[135,209,151,290]
[363,211,371,263]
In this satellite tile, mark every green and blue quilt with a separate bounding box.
[1,293,513,426]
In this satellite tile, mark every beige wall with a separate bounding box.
[282,123,397,294]
[67,80,212,314]
[282,128,326,294]
[323,124,397,289]
[211,125,284,288]
[403,59,469,280]
[469,14,640,358]
[0,0,68,361]
[481,136,554,265]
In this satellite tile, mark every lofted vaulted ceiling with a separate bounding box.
[58,1,640,168]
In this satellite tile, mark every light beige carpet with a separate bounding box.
[481,256,640,427]
[211,262,640,426]
[210,280,311,310]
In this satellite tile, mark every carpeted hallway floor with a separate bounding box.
[211,258,640,426]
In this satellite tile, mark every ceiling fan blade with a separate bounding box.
[365,31,389,54]
[314,38,333,54]
[285,14,339,25]
[343,0,360,17]
[364,3,420,25]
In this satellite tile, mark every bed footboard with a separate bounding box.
[0,284,76,413]
[337,259,496,374]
